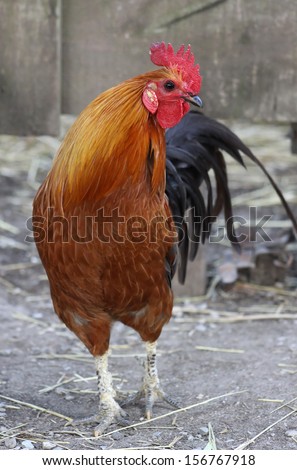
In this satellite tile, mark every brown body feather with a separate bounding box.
[33,70,177,356]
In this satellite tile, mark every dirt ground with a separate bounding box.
[0,118,297,451]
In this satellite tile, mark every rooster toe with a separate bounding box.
[68,404,130,437]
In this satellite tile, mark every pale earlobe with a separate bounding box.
[142,88,158,114]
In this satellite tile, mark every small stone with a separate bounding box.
[172,306,183,318]
[192,441,201,448]
[33,312,44,319]
[285,429,297,437]
[42,441,56,450]
[199,426,209,436]
[0,349,12,356]
[5,437,17,449]
[112,431,123,441]
[21,440,35,449]
[65,394,75,401]
[195,324,207,332]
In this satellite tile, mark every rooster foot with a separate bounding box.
[120,383,180,419]
[119,341,180,419]
[68,397,130,437]
[68,351,130,436]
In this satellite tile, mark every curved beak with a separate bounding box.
[182,95,203,108]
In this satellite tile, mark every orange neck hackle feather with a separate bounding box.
[45,70,174,211]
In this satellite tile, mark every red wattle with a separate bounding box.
[156,100,190,129]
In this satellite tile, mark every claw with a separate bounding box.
[120,382,180,419]
[68,403,130,437]
[94,407,130,437]
[119,390,142,407]
[144,386,180,419]
[161,391,181,410]
[67,413,102,428]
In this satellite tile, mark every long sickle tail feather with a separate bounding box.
[165,111,297,284]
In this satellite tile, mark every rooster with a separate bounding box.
[33,42,297,436]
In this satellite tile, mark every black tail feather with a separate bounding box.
[165,111,297,284]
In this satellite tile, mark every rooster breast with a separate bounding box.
[33,182,176,355]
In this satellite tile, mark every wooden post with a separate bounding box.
[0,0,61,135]
[172,247,207,297]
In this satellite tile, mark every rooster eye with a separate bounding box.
[164,80,176,91]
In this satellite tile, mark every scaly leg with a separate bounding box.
[121,341,179,418]
[94,352,129,436]
[143,341,178,419]
[70,350,128,436]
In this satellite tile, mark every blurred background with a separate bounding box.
[0,0,297,137]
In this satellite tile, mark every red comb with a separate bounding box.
[150,42,201,93]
